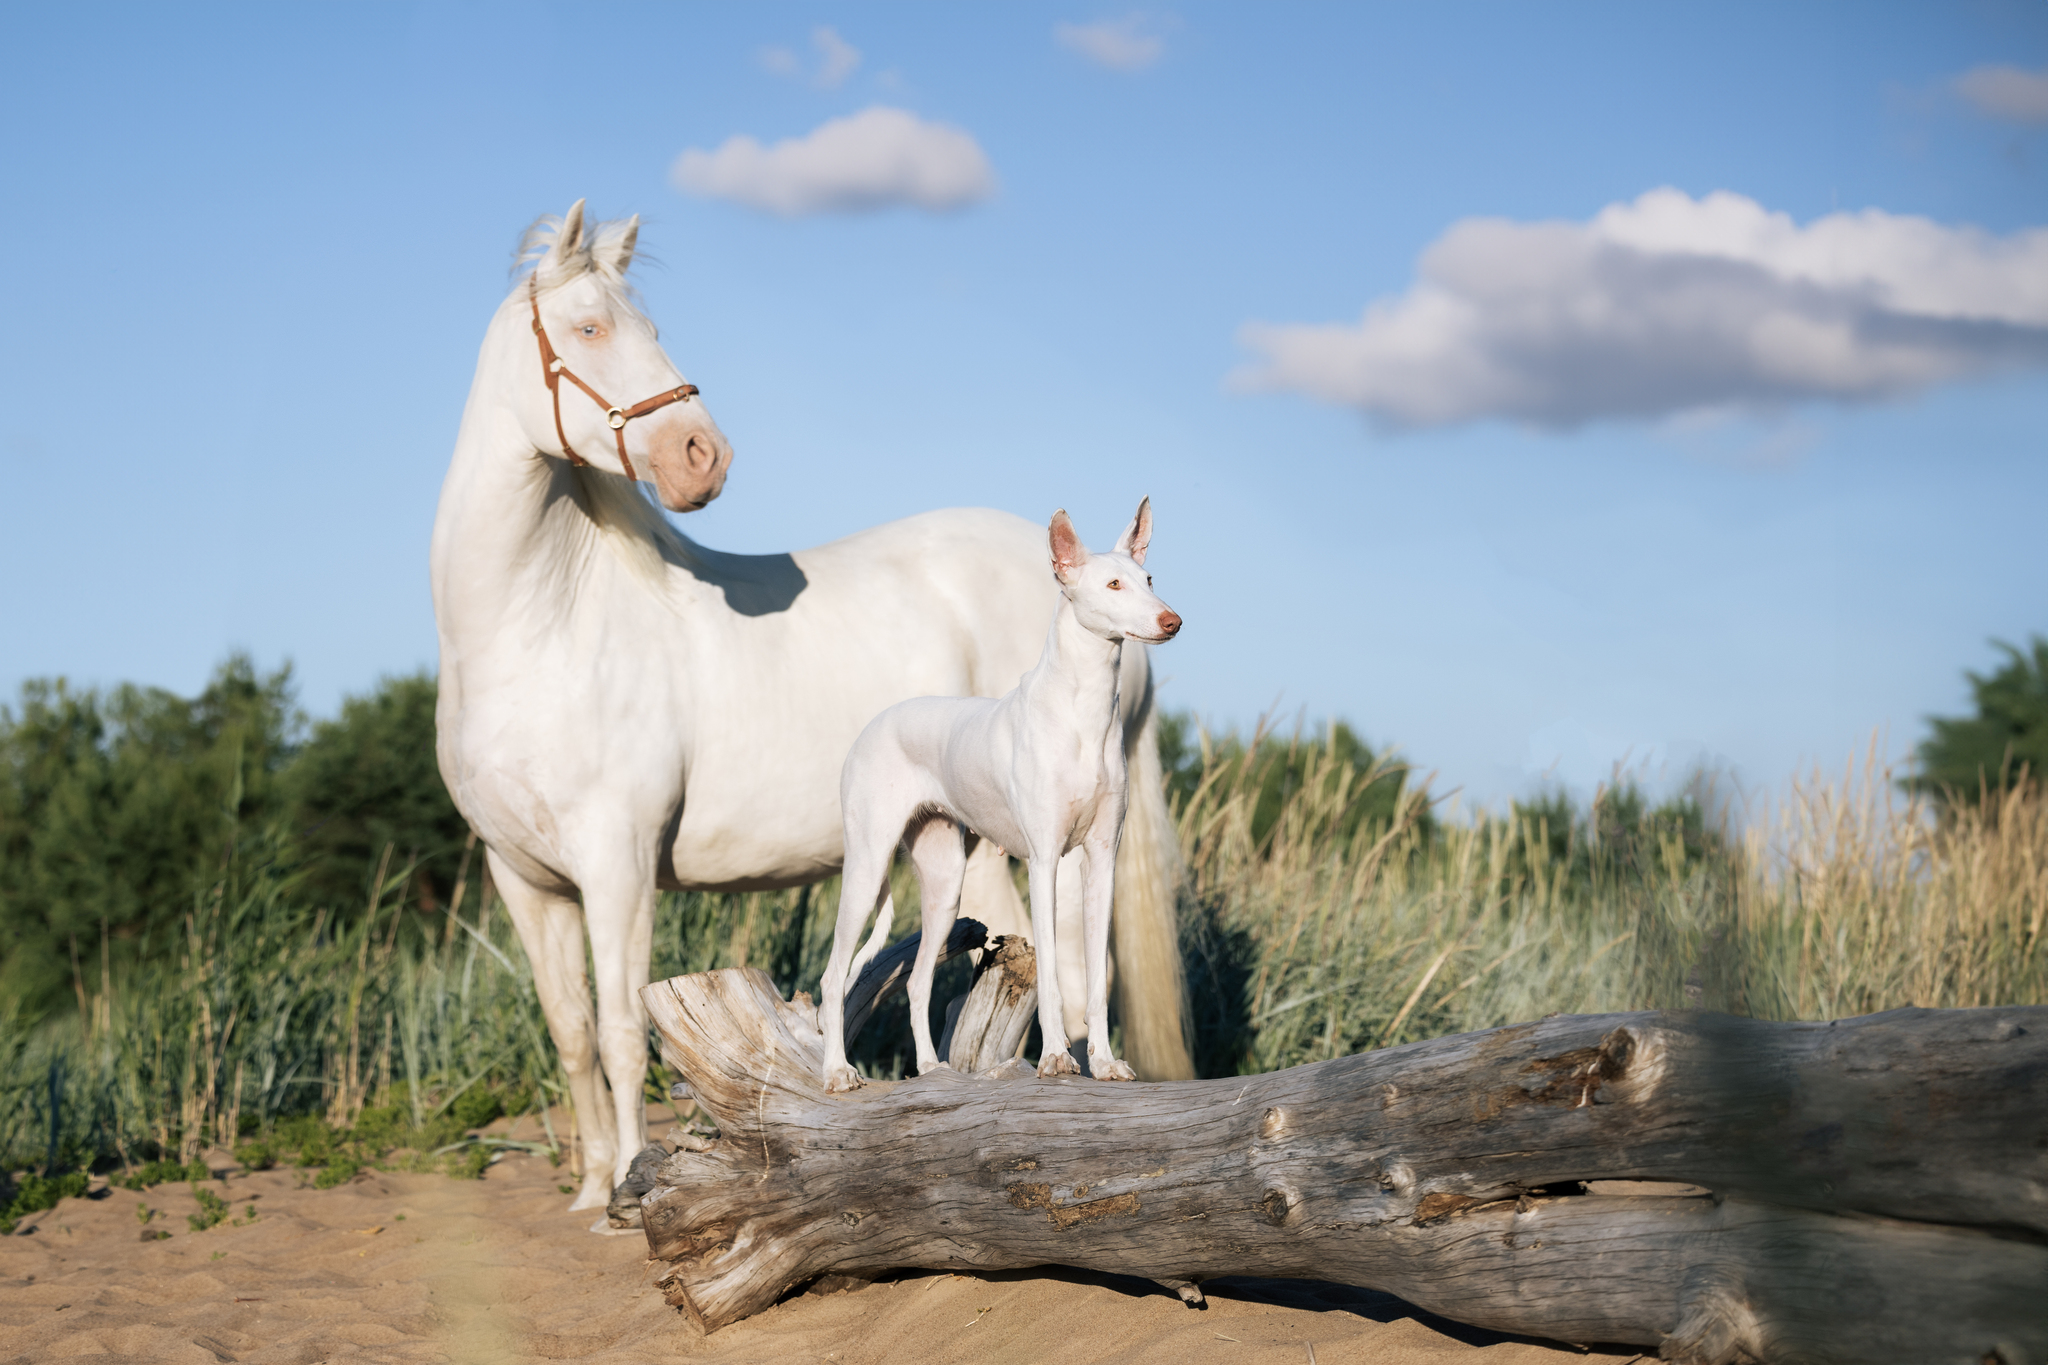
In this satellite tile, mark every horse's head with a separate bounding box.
[515,200,732,512]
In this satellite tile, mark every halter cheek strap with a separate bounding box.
[529,276,699,483]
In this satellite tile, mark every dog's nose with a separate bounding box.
[1156,610,1182,637]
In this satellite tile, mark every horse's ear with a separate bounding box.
[548,199,588,267]
[1049,510,1088,585]
[1114,496,1153,566]
[603,215,640,276]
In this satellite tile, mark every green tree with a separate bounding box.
[1911,637,2048,804]
[1156,711,1429,849]
[0,656,298,1016]
[282,671,470,915]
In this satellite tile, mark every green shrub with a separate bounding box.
[114,1159,208,1190]
[1,1171,90,1233]
[447,1144,492,1180]
[449,1086,502,1130]
[187,1185,229,1232]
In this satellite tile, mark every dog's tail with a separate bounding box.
[1114,647,1196,1081]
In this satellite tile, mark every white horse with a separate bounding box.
[431,202,1192,1215]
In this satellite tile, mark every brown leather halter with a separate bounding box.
[529,276,698,482]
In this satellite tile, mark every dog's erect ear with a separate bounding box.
[1049,510,1088,585]
[1113,496,1153,566]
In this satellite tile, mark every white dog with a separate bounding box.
[817,499,1182,1091]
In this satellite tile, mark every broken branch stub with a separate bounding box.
[637,969,2046,1363]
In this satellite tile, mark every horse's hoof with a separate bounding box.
[824,1064,865,1093]
[1037,1051,1082,1078]
[566,1175,612,1212]
[1091,1056,1138,1081]
[915,1059,955,1077]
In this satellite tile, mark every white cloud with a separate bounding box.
[1055,15,1165,71]
[1233,188,2048,428]
[812,27,862,89]
[670,107,996,217]
[759,27,863,89]
[1957,63,2048,125]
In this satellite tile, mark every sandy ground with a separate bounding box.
[2,1111,1642,1365]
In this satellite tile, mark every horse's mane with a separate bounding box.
[513,211,695,594]
[514,212,653,293]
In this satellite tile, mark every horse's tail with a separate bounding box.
[1114,651,1196,1081]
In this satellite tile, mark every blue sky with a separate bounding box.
[2,2,2043,812]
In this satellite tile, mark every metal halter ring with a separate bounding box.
[606,408,627,430]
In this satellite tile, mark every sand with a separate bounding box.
[2,1111,1641,1365]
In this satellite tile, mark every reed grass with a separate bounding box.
[1178,728,2045,1076]
[3,731,2041,1176]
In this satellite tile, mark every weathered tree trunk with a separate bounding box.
[636,966,2046,1363]
[935,934,1038,1073]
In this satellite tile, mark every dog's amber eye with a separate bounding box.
[1107,579,1121,590]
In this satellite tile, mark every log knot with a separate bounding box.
[1006,1181,1142,1231]
[1662,1264,1766,1365]
[1515,1025,1637,1110]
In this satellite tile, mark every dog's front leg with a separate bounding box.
[1080,835,1136,1080]
[1026,852,1082,1076]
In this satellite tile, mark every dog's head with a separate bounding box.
[1049,497,1181,645]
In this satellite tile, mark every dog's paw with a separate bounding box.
[1090,1055,1138,1082]
[823,1063,866,1094]
[1037,1050,1083,1078]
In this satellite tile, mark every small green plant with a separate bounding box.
[311,1158,361,1189]
[233,1142,275,1171]
[187,1185,230,1232]
[136,1204,156,1225]
[557,1183,574,1195]
[1,1172,90,1234]
[447,1144,492,1180]
[115,1159,208,1190]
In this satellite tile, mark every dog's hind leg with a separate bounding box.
[819,827,899,1093]
[904,816,969,1074]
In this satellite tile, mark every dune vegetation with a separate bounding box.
[2,653,2043,1195]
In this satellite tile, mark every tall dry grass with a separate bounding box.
[1175,730,2046,1076]
[4,736,2041,1169]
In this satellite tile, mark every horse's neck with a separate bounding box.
[431,307,659,655]
[1018,600,1124,736]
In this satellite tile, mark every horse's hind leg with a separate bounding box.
[490,850,617,1212]
[905,817,968,1074]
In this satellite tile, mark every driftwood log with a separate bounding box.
[634,956,2046,1363]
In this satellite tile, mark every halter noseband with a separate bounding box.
[529,276,698,482]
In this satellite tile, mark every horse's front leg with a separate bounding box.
[581,863,658,1222]
[1080,834,1136,1081]
[489,850,618,1212]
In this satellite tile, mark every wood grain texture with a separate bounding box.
[637,967,2047,1361]
[936,935,1038,1073]
[840,917,986,1045]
